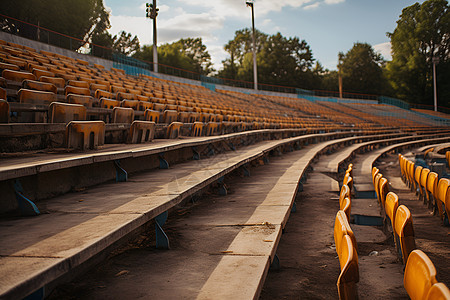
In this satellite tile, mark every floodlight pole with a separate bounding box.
[152,0,158,73]
[146,1,159,73]
[432,56,439,112]
[247,1,258,90]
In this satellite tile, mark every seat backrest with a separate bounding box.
[374,173,383,204]
[67,80,89,89]
[65,85,90,96]
[343,173,353,191]
[191,122,204,137]
[120,99,139,110]
[66,120,105,150]
[415,166,423,192]
[394,205,416,264]
[0,99,9,123]
[166,122,183,139]
[49,102,86,123]
[339,184,351,204]
[2,69,36,82]
[334,210,358,256]
[337,234,359,300]
[163,110,178,124]
[99,98,120,109]
[18,88,57,104]
[426,282,450,300]
[407,161,415,186]
[420,168,431,192]
[139,101,153,111]
[112,107,134,123]
[404,249,437,300]
[372,167,379,187]
[340,197,351,221]
[436,178,450,220]
[67,94,93,107]
[95,89,114,99]
[205,122,219,136]
[127,121,156,144]
[385,192,399,226]
[144,109,161,123]
[426,172,439,197]
[23,79,57,93]
[379,177,389,208]
[445,186,450,225]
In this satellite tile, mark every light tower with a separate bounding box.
[246,0,258,90]
[146,1,159,73]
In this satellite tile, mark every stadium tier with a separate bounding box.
[0,36,449,300]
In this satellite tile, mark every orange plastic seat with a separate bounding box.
[99,98,120,109]
[166,122,183,139]
[191,122,204,137]
[426,282,450,300]
[49,102,86,123]
[435,178,450,222]
[40,76,65,88]
[2,69,36,82]
[65,85,90,96]
[139,101,153,111]
[334,210,358,257]
[67,94,93,107]
[385,192,399,231]
[337,234,359,300]
[394,205,416,264]
[378,177,389,209]
[0,99,9,123]
[343,174,353,192]
[339,184,351,204]
[120,99,139,110]
[95,89,114,99]
[67,80,89,89]
[414,166,423,196]
[420,169,431,203]
[127,121,156,144]
[117,91,136,101]
[32,68,55,79]
[426,172,438,208]
[144,109,161,123]
[163,110,178,124]
[22,79,57,93]
[66,120,105,150]
[340,197,351,221]
[404,250,437,300]
[152,102,166,112]
[18,88,57,104]
[112,107,134,123]
[205,122,219,136]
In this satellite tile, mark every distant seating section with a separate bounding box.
[0,38,446,150]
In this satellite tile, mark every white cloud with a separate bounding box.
[324,0,345,4]
[304,2,320,10]
[373,42,392,61]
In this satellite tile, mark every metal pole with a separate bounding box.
[152,0,158,73]
[432,57,438,112]
[249,3,258,90]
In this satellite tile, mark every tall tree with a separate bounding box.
[219,29,317,89]
[0,0,110,49]
[338,42,388,95]
[387,0,450,106]
[133,38,214,75]
[112,31,140,56]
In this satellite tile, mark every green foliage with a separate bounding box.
[0,0,110,49]
[112,31,140,56]
[387,0,450,106]
[338,42,389,95]
[218,29,318,89]
[134,38,214,75]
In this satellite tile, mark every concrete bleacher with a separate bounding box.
[0,34,449,300]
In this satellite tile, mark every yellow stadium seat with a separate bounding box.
[426,282,450,300]
[404,250,437,300]
[49,102,86,123]
[337,234,359,300]
[166,122,183,139]
[66,120,105,150]
[112,107,134,123]
[127,121,156,144]
[18,88,56,104]
[394,205,416,264]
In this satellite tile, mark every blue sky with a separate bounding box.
[104,0,424,71]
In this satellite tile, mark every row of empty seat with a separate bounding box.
[372,164,450,299]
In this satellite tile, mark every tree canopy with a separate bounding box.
[387,0,450,106]
[134,38,214,75]
[338,42,389,95]
[0,0,110,49]
[218,29,319,89]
